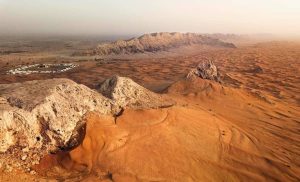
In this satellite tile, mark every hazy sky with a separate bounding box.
[0,0,299,36]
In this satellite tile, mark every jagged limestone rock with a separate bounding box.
[0,79,113,154]
[187,60,221,82]
[0,76,175,170]
[98,76,175,109]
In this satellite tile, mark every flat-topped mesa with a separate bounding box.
[98,75,175,109]
[187,60,221,82]
[76,32,236,56]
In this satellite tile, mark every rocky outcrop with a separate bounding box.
[0,79,113,154]
[187,60,221,82]
[98,76,175,109]
[75,32,236,56]
[0,76,174,170]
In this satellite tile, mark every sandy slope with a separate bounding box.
[167,79,300,181]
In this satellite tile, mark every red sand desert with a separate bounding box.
[0,34,299,182]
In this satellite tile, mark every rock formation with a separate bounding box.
[187,60,221,82]
[0,79,113,155]
[75,32,236,56]
[98,75,175,109]
[0,76,174,170]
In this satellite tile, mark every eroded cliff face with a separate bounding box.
[0,77,173,171]
[75,32,236,56]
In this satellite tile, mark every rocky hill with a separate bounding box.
[75,32,236,56]
[98,76,175,109]
[186,60,221,82]
[0,77,173,171]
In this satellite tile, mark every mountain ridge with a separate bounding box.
[74,32,236,56]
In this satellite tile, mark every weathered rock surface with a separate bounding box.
[187,60,221,82]
[0,79,113,153]
[75,32,236,56]
[0,76,174,170]
[98,75,175,109]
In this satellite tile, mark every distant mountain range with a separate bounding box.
[74,32,236,56]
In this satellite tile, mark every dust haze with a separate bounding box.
[1,0,300,37]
